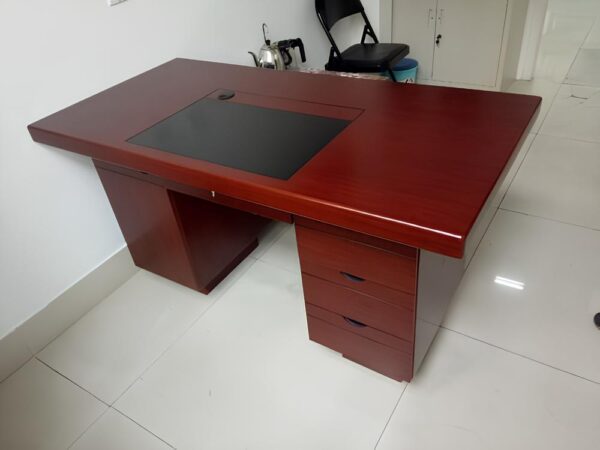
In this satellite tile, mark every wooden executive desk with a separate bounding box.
[28,59,540,382]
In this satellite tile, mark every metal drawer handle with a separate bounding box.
[343,316,368,328]
[340,271,365,283]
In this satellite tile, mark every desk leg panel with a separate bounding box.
[168,189,269,292]
[96,165,269,294]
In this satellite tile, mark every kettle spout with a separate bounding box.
[248,52,259,67]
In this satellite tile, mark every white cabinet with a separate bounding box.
[391,0,438,83]
[392,0,524,89]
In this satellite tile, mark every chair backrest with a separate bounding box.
[315,0,379,61]
[315,0,364,31]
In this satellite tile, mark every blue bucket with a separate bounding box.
[390,58,418,83]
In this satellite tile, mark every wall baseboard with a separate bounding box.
[0,246,138,382]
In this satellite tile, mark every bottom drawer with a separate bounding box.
[307,315,413,382]
[306,303,413,354]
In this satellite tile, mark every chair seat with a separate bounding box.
[327,43,410,72]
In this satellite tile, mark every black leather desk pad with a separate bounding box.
[128,96,351,180]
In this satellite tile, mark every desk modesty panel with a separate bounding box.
[28,59,540,382]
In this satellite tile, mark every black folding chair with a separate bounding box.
[315,0,409,81]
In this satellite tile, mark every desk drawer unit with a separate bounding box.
[296,222,418,381]
[296,226,417,294]
[305,304,413,355]
[302,274,414,342]
[306,315,414,382]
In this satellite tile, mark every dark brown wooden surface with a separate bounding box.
[169,189,270,292]
[28,59,540,257]
[296,225,418,294]
[303,274,415,342]
[305,304,413,354]
[295,216,417,259]
[307,315,413,382]
[96,166,201,291]
[300,260,415,309]
[97,164,269,293]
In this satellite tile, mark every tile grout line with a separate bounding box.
[0,266,145,388]
[561,17,597,85]
[373,383,408,449]
[562,80,600,88]
[110,408,177,449]
[32,268,142,359]
[65,405,177,450]
[535,131,600,147]
[580,16,598,52]
[37,334,179,448]
[35,357,110,406]
[66,404,110,450]
[498,207,600,233]
[562,47,583,84]
[111,256,261,407]
[439,327,600,387]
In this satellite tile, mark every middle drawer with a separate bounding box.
[302,273,415,343]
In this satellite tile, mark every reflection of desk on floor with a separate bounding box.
[28,59,540,382]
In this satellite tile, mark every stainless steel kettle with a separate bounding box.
[249,24,306,70]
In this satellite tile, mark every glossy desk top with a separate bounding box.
[28,59,540,257]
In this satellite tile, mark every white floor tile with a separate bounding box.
[38,260,254,404]
[116,261,404,450]
[377,329,600,450]
[0,359,105,450]
[249,220,289,260]
[547,0,600,16]
[583,19,600,49]
[505,80,560,132]
[534,13,594,82]
[70,409,172,450]
[443,210,600,382]
[565,48,600,86]
[502,134,600,229]
[258,224,301,274]
[540,84,600,142]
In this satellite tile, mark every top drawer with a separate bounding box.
[296,225,418,294]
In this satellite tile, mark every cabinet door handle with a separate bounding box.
[436,34,442,46]
[340,271,365,283]
[343,316,368,328]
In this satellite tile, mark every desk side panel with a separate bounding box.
[414,250,465,373]
[96,166,200,291]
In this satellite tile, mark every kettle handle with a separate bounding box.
[295,38,307,63]
[262,23,271,45]
[278,38,307,64]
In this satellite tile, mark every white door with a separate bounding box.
[392,0,438,80]
[433,0,508,86]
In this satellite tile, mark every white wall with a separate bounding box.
[0,0,380,339]
[501,0,531,89]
